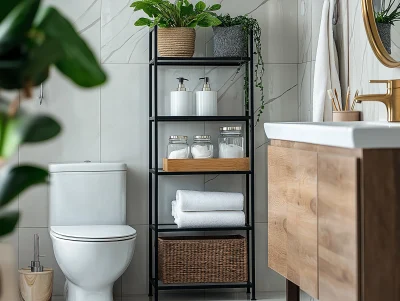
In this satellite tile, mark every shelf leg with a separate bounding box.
[286,280,300,301]
[154,288,158,301]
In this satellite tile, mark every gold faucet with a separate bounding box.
[355,79,400,122]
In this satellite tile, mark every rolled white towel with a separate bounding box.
[173,210,245,228]
[176,190,244,212]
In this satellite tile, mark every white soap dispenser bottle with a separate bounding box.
[170,77,193,116]
[196,77,218,116]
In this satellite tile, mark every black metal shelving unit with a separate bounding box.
[148,26,256,301]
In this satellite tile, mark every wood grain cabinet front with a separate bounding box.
[268,141,400,301]
[268,146,318,299]
[318,154,359,301]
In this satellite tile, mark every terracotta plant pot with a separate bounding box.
[157,27,196,58]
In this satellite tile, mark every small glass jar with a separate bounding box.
[218,126,244,158]
[191,135,214,159]
[167,136,190,159]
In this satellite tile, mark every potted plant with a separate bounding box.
[131,0,222,57]
[374,0,400,54]
[0,0,106,241]
[215,15,265,124]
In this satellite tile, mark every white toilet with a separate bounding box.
[48,163,136,301]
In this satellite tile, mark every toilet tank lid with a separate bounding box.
[49,163,127,173]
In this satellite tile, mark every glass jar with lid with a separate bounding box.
[191,135,214,159]
[167,136,190,159]
[218,126,244,158]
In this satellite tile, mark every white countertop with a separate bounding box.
[264,122,400,149]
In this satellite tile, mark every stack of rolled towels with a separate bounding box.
[172,190,245,228]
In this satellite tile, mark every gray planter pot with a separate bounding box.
[376,22,391,54]
[213,25,247,57]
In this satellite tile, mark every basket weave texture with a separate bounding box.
[158,235,248,284]
[157,27,196,57]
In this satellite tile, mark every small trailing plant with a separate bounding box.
[132,0,222,28]
[216,14,265,125]
[0,0,106,238]
[375,0,400,25]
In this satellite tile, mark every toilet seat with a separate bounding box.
[50,225,136,242]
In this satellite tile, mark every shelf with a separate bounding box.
[149,224,253,232]
[150,168,251,175]
[163,158,250,173]
[150,116,250,122]
[150,279,252,290]
[149,57,250,66]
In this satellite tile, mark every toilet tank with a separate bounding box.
[49,163,127,226]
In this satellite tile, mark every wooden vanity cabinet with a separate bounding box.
[268,140,400,301]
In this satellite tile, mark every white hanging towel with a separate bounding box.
[313,0,342,122]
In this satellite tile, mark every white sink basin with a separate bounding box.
[264,122,400,149]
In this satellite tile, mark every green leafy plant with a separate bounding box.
[216,14,265,125]
[375,0,400,25]
[0,0,107,238]
[131,0,222,28]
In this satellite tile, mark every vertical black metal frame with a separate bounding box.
[148,26,256,301]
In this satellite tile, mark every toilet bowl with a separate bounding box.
[48,163,134,301]
[50,225,136,301]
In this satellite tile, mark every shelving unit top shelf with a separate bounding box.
[149,57,251,66]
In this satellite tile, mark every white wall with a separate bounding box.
[349,0,399,121]
[1,0,301,298]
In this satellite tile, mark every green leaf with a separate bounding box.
[0,211,19,237]
[181,4,195,17]
[0,0,23,23]
[195,1,206,12]
[134,17,152,26]
[197,13,221,27]
[35,7,107,88]
[0,165,48,208]
[24,38,64,86]
[0,109,61,158]
[208,4,221,11]
[131,2,159,17]
[0,0,41,55]
[187,20,198,28]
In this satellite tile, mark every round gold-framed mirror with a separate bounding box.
[362,0,400,68]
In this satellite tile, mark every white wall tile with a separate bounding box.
[18,228,65,296]
[299,0,312,63]
[311,0,324,61]
[298,62,312,122]
[100,64,149,225]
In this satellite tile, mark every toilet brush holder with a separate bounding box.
[19,234,53,301]
[19,269,53,301]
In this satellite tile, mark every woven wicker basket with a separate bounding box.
[157,27,196,57]
[158,235,248,284]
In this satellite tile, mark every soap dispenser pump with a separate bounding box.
[170,77,193,116]
[196,77,218,116]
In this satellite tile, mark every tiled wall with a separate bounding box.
[298,0,349,122]
[349,0,400,121]
[0,0,301,298]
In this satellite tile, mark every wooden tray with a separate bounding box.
[162,158,250,172]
